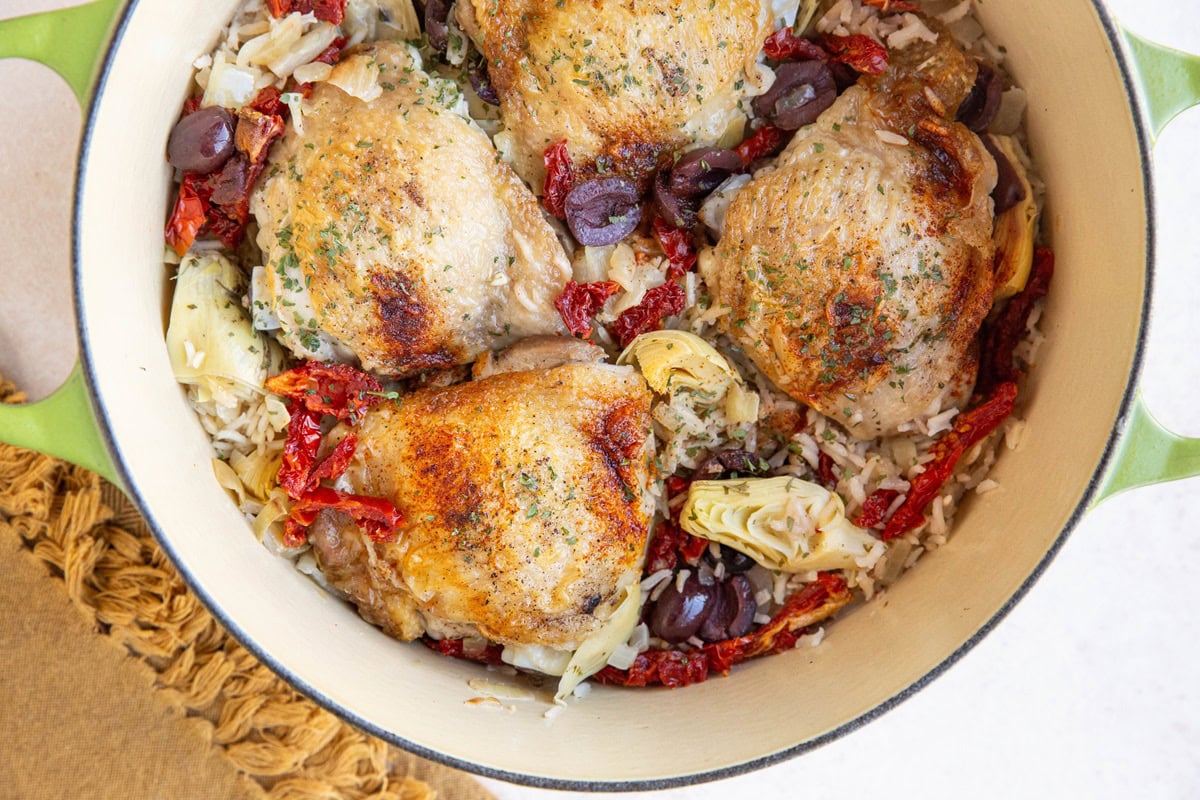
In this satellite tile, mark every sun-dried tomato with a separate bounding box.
[554,280,621,337]
[265,0,346,24]
[421,637,506,666]
[286,485,404,545]
[608,281,686,347]
[542,140,575,220]
[644,522,684,575]
[762,28,830,62]
[181,95,202,116]
[735,125,788,164]
[821,34,889,76]
[164,172,210,257]
[977,248,1054,398]
[277,405,325,497]
[307,433,357,487]
[247,86,286,117]
[595,573,851,687]
[882,382,1018,540]
[264,362,385,422]
[652,217,698,280]
[313,36,348,65]
[855,488,900,528]
[235,109,287,164]
[816,450,837,489]
[862,0,920,11]
[664,475,691,499]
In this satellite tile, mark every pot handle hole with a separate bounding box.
[0,0,123,103]
[1121,27,1200,139]
[1095,29,1200,504]
[0,0,124,487]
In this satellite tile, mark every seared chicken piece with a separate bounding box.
[252,42,571,377]
[702,31,997,438]
[456,0,773,188]
[307,363,655,650]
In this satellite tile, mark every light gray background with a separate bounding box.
[0,0,1195,797]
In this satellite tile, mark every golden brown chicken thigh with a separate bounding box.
[307,361,655,651]
[702,31,997,438]
[456,0,773,188]
[252,42,570,377]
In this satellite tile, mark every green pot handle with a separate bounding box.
[1095,26,1200,504]
[0,0,123,486]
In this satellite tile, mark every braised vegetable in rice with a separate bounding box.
[162,0,1052,703]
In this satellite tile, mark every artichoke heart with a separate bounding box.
[680,476,877,573]
[991,135,1039,301]
[166,252,285,406]
[617,330,758,422]
[554,582,641,703]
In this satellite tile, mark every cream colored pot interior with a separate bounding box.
[76,0,1147,786]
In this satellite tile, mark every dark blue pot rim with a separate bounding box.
[69,1,1154,791]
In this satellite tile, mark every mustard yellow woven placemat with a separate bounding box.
[0,376,495,800]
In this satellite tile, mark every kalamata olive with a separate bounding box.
[702,543,756,575]
[167,106,234,173]
[698,574,757,641]
[751,61,837,131]
[210,154,251,207]
[468,60,500,106]
[724,574,757,638]
[652,171,700,230]
[694,448,769,479]
[649,574,718,644]
[564,177,642,246]
[653,169,698,228]
[424,0,452,51]
[957,64,1002,133]
[668,147,744,198]
[982,134,1026,215]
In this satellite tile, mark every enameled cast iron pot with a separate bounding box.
[1,0,1199,789]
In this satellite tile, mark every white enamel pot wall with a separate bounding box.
[1,0,1199,789]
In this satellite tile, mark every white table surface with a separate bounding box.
[1,1,1197,798]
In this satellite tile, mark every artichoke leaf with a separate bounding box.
[617,330,741,398]
[680,476,877,573]
[167,252,284,406]
[991,135,1038,300]
[554,582,641,703]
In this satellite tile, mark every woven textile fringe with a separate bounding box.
[0,376,484,800]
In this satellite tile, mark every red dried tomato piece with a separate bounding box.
[313,36,348,65]
[821,34,890,75]
[308,433,357,487]
[664,476,691,499]
[264,362,385,422]
[608,281,686,347]
[288,485,404,542]
[542,140,575,220]
[265,0,346,25]
[977,248,1054,397]
[644,522,684,575]
[882,382,1018,540]
[181,95,203,116]
[235,109,286,164]
[734,125,788,164]
[854,488,900,528]
[554,280,621,337]
[277,405,324,497]
[201,213,248,251]
[164,173,210,257]
[247,86,287,117]
[762,28,830,62]
[679,533,710,564]
[422,637,506,666]
[652,217,698,280]
[862,0,920,11]
[816,451,837,489]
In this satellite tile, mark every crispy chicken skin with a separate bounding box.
[252,42,571,377]
[702,31,997,438]
[307,363,655,649]
[456,0,772,188]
